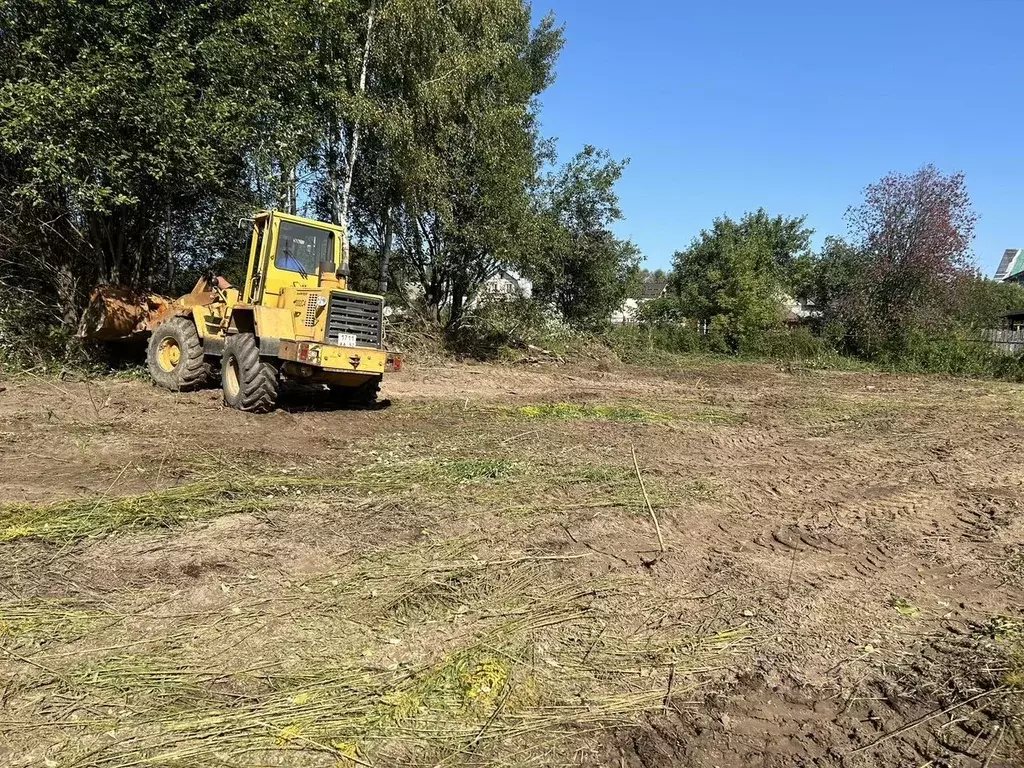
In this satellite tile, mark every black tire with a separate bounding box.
[328,375,381,408]
[146,317,208,391]
[222,333,279,413]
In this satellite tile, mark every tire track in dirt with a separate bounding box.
[604,624,1018,768]
[749,525,898,582]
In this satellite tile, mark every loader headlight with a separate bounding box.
[383,306,394,317]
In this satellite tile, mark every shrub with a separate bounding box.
[447,297,576,359]
[0,287,77,371]
[739,326,829,360]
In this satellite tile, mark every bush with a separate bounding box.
[739,327,830,360]
[0,288,77,372]
[876,330,1024,379]
[604,324,705,361]
[446,296,577,360]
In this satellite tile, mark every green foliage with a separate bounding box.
[741,327,830,360]
[531,146,640,330]
[636,295,688,326]
[816,165,979,358]
[954,275,1024,329]
[0,0,570,356]
[0,0,263,304]
[603,325,705,365]
[447,296,572,360]
[0,285,76,370]
[670,209,812,351]
[359,3,565,329]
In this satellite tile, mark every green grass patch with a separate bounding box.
[512,402,673,423]
[0,458,525,544]
[0,477,304,544]
[0,599,105,648]
[0,451,694,544]
[793,396,901,432]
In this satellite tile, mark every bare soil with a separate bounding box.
[1,357,1022,766]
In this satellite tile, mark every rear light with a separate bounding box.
[297,343,320,364]
[386,353,403,372]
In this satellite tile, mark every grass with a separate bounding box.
[790,394,901,433]
[0,543,751,767]
[0,599,104,646]
[0,476,316,543]
[511,403,674,423]
[0,447,699,543]
[0,457,528,544]
[0,368,753,765]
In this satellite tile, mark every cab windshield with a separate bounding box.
[275,222,334,276]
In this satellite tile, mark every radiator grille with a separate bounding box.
[325,292,383,349]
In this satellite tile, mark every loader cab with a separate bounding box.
[242,211,347,306]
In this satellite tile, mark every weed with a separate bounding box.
[889,596,921,618]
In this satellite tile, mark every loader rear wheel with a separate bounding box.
[328,375,381,408]
[222,333,279,413]
[147,317,208,392]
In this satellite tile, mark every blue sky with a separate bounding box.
[534,0,1021,274]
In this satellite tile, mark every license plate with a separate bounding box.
[336,333,357,347]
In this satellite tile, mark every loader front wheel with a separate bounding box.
[222,333,279,413]
[147,317,208,392]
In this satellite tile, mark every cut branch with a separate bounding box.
[631,443,665,554]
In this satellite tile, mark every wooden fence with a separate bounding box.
[974,328,1024,356]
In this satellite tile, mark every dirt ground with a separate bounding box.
[1,357,1022,767]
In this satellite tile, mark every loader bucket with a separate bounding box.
[77,285,171,341]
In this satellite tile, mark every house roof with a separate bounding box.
[641,279,668,299]
[995,249,1024,281]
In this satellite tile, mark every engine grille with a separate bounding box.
[325,291,383,349]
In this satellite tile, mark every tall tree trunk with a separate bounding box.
[54,262,79,331]
[278,164,296,214]
[164,202,174,291]
[326,125,342,226]
[378,204,392,293]
[289,166,298,215]
[340,0,377,263]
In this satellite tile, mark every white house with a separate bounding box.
[470,268,532,307]
[611,278,668,325]
[610,298,639,324]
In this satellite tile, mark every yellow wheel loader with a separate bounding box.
[79,210,402,412]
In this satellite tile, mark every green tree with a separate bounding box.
[671,209,812,350]
[351,3,564,330]
[0,0,272,326]
[819,165,978,356]
[0,0,570,357]
[954,275,1024,329]
[531,146,640,329]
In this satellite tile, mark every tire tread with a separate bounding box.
[223,333,279,413]
[146,317,208,392]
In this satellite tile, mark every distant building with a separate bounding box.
[611,278,669,324]
[994,249,1024,283]
[780,295,819,326]
[469,269,532,307]
[610,298,640,325]
[400,268,532,310]
[640,278,669,300]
